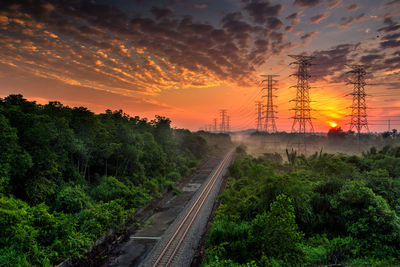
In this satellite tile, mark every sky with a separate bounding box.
[0,0,399,132]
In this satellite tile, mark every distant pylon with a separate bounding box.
[219,109,227,133]
[255,101,263,131]
[347,65,369,135]
[289,55,314,134]
[261,75,279,133]
[227,116,230,132]
[213,118,217,132]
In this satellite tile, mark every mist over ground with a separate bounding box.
[230,130,400,158]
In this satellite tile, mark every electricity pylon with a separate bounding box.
[255,101,263,131]
[219,109,227,133]
[347,65,369,135]
[289,55,314,134]
[227,116,230,132]
[213,118,217,132]
[261,75,279,133]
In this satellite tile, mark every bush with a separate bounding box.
[166,171,181,181]
[55,185,90,213]
[207,217,251,263]
[249,194,304,265]
[91,176,150,208]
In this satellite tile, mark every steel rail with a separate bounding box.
[151,149,234,267]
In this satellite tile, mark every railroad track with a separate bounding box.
[150,149,234,267]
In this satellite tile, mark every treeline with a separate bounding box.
[0,94,232,266]
[245,129,400,155]
[204,145,400,266]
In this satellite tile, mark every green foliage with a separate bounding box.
[0,114,32,195]
[166,171,181,181]
[205,146,400,266]
[0,94,232,265]
[300,235,356,266]
[286,148,297,165]
[207,218,251,263]
[55,185,90,213]
[249,195,304,264]
[331,182,400,258]
[91,176,151,208]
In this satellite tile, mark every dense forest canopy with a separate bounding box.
[0,94,232,266]
[204,145,400,266]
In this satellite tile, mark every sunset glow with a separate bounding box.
[0,0,399,132]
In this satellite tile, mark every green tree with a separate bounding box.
[55,185,90,213]
[249,194,304,265]
[332,182,400,258]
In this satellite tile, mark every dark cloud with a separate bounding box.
[247,38,269,65]
[1,0,288,92]
[270,31,284,42]
[311,43,359,82]
[285,25,294,32]
[300,31,318,42]
[5,0,394,95]
[385,0,400,6]
[384,17,395,26]
[382,32,400,40]
[294,0,322,8]
[380,40,400,48]
[267,17,283,29]
[308,13,327,24]
[362,45,400,74]
[379,24,400,33]
[339,13,367,28]
[385,56,400,65]
[378,17,400,33]
[327,0,341,9]
[360,54,383,64]
[150,7,174,20]
[243,0,282,24]
[344,4,358,11]
[221,12,254,48]
[286,12,300,25]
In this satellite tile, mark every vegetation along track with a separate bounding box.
[146,148,235,267]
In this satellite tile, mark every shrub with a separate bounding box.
[55,185,90,213]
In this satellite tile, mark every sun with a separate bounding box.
[329,122,337,128]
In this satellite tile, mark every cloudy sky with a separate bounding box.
[0,0,399,132]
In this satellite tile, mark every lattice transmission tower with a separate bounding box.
[261,75,279,133]
[347,65,369,135]
[289,55,314,134]
[255,101,263,131]
[219,109,227,133]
